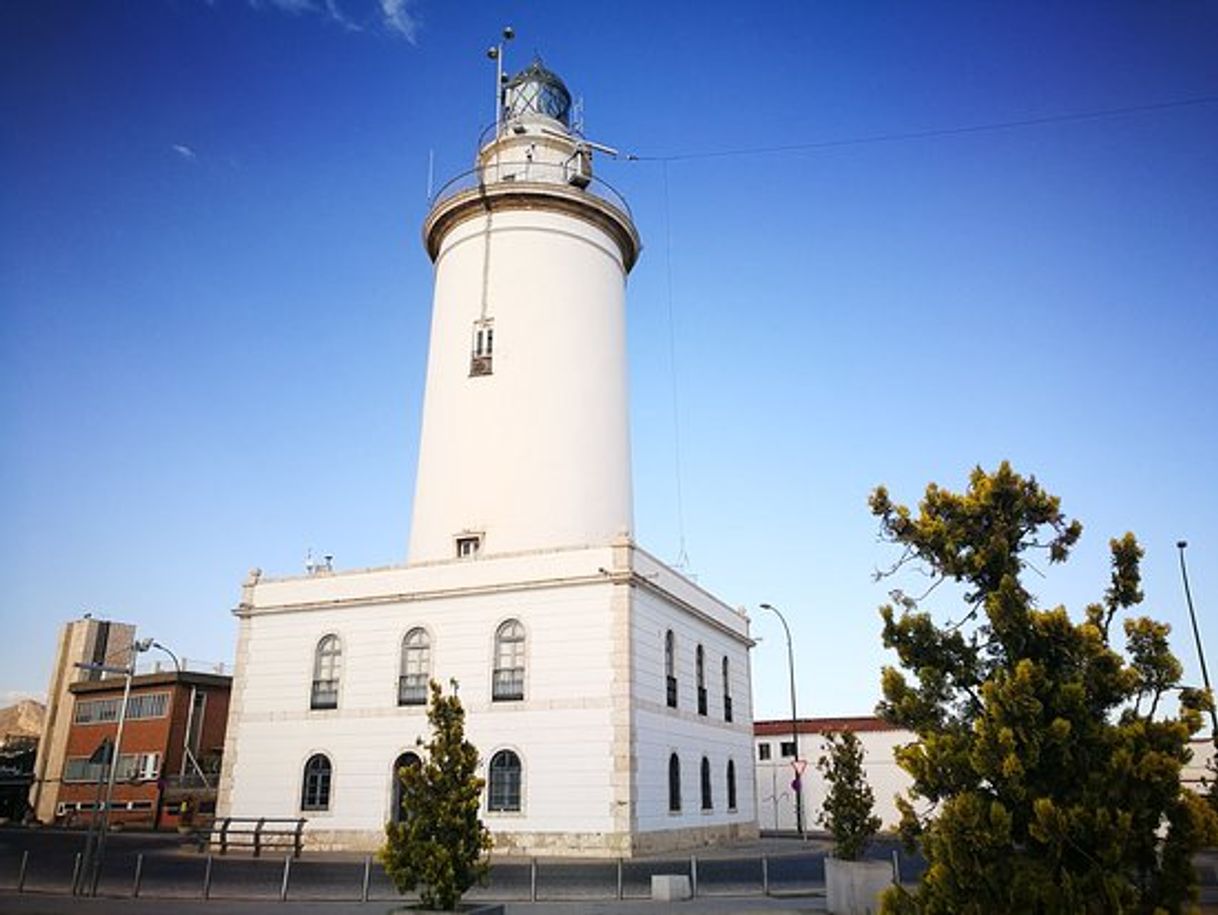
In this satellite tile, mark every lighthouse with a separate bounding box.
[218,55,757,857]
[409,60,640,564]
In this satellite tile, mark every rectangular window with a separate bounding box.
[456,535,481,559]
[780,740,797,758]
[697,687,708,716]
[74,692,169,725]
[470,321,494,376]
[724,694,733,722]
[63,752,160,783]
[758,743,771,761]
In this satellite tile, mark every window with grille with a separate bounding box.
[399,628,430,706]
[74,692,169,725]
[63,752,160,783]
[488,750,522,812]
[664,630,677,708]
[301,754,332,810]
[470,321,494,376]
[391,752,421,823]
[492,620,525,701]
[758,743,772,761]
[311,635,341,710]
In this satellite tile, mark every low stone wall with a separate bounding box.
[300,820,761,859]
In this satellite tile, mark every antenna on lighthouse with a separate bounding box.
[486,26,515,136]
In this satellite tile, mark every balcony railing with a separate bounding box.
[492,668,524,702]
[310,680,338,710]
[398,676,427,706]
[430,160,633,222]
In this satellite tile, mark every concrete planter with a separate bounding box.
[825,856,892,915]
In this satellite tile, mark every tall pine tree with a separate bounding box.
[871,463,1218,914]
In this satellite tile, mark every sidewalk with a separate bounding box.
[0,892,827,914]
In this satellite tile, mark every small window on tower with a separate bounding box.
[470,321,494,376]
[456,535,482,559]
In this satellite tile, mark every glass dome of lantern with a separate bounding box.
[502,59,572,127]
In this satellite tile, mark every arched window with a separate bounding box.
[488,750,522,812]
[399,628,430,706]
[726,759,737,811]
[664,630,677,708]
[311,635,341,709]
[492,620,526,701]
[391,752,421,823]
[301,753,332,810]
[722,655,733,722]
[668,753,681,812]
[696,644,707,715]
[701,756,713,810]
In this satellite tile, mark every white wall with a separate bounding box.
[753,726,914,832]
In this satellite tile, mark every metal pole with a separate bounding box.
[762,854,769,896]
[361,854,371,902]
[16,850,28,892]
[616,857,623,900]
[70,852,82,895]
[202,854,213,899]
[133,853,143,898]
[530,856,537,902]
[1178,541,1218,742]
[690,854,698,897]
[280,855,292,901]
[761,603,804,836]
[90,659,135,896]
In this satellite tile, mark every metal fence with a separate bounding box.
[0,845,857,903]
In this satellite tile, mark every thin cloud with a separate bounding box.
[379,0,418,41]
[252,0,418,40]
[172,143,198,161]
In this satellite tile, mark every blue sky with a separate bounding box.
[2,1,1216,724]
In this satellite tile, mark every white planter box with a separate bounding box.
[825,856,892,915]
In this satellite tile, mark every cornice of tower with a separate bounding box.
[423,180,641,273]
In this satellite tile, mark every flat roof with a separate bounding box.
[69,671,231,695]
[754,716,903,737]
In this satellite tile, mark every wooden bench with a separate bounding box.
[210,817,307,858]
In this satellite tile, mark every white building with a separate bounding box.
[753,717,913,833]
[216,60,758,856]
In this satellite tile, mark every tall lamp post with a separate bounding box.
[485,25,515,136]
[1177,541,1217,744]
[77,637,181,895]
[759,603,804,837]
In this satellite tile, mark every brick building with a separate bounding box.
[56,670,230,829]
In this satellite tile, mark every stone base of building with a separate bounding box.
[300,821,760,859]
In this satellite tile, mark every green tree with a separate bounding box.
[870,462,1218,915]
[379,679,493,910]
[818,729,882,861]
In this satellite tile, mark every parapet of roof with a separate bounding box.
[68,670,232,694]
[753,716,902,737]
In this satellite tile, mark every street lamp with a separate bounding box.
[1177,541,1217,744]
[759,603,804,837]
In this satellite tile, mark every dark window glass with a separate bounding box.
[668,754,681,812]
[700,756,713,810]
[488,750,522,812]
[727,759,737,810]
[301,754,332,810]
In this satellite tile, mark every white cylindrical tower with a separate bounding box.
[408,61,641,565]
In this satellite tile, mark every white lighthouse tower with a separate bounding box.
[409,61,640,564]
[218,54,757,857]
